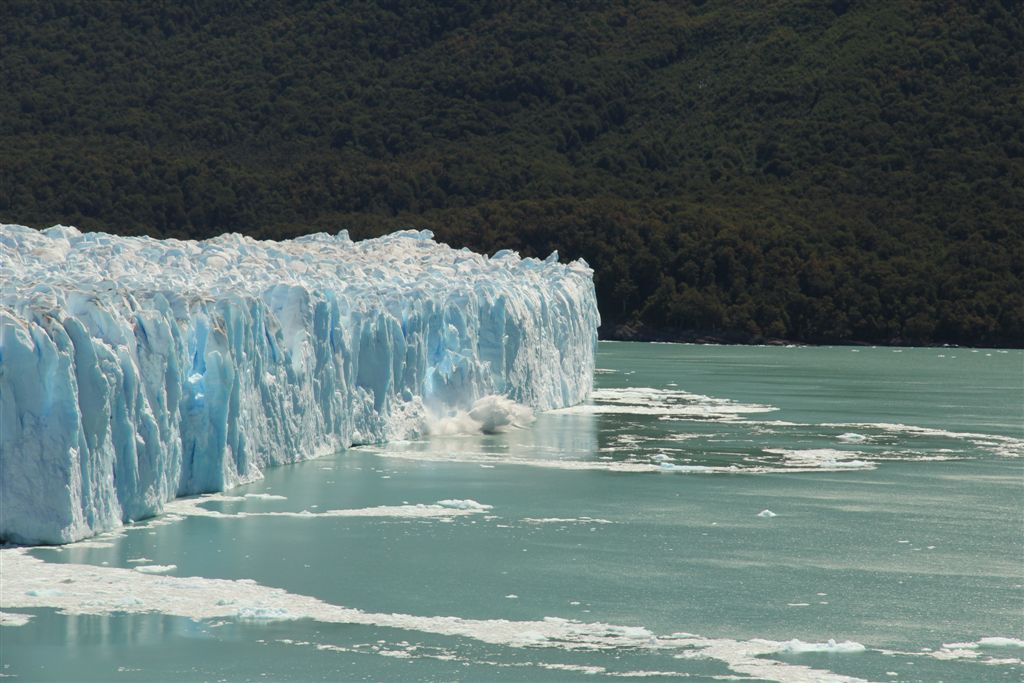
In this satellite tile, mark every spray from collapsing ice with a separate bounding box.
[428,395,536,436]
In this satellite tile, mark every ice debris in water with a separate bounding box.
[757,509,777,518]
[134,564,177,574]
[0,225,598,544]
[435,499,492,511]
[658,462,712,473]
[0,612,34,627]
[236,607,295,621]
[775,638,866,654]
[836,432,868,443]
[943,637,1024,649]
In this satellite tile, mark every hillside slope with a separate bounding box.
[2,0,1021,345]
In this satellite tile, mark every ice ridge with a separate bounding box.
[0,225,599,544]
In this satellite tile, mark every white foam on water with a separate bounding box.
[3,549,872,683]
[836,433,869,443]
[0,612,34,627]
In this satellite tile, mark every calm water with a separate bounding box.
[2,343,1022,682]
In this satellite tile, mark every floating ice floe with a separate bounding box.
[942,637,1024,649]
[758,510,777,518]
[134,564,176,574]
[435,499,493,511]
[4,549,873,683]
[236,606,295,621]
[775,638,866,654]
[0,612,34,627]
[549,387,776,419]
[836,433,868,443]
[520,517,614,525]
[152,493,494,521]
[658,463,713,473]
[823,422,1024,458]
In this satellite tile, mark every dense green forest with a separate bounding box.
[2,1,1021,346]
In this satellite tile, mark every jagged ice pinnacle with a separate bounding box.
[0,225,599,544]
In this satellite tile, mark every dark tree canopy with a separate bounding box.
[2,0,1022,346]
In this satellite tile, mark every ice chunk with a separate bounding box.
[134,564,177,574]
[236,606,295,621]
[757,509,777,518]
[658,463,712,473]
[467,395,535,433]
[943,637,1024,649]
[0,225,598,544]
[776,638,866,654]
[435,499,492,511]
[836,432,868,443]
[978,637,1024,648]
[0,612,34,627]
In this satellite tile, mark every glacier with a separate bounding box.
[0,224,599,544]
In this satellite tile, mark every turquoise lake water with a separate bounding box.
[2,342,1022,682]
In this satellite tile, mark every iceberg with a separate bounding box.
[0,224,599,544]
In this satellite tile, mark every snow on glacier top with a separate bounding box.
[2,224,591,307]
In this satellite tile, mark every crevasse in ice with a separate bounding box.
[0,225,599,544]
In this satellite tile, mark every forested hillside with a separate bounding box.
[3,1,1022,346]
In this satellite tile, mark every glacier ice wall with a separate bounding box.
[0,225,598,544]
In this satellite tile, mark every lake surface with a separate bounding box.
[3,342,1022,682]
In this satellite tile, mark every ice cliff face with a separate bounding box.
[0,225,598,544]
